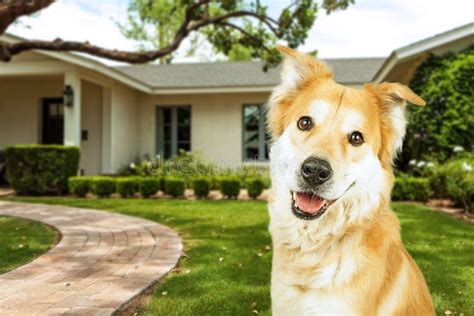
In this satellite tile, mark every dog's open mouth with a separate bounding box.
[291,192,335,220]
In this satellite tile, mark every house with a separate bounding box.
[0,23,472,175]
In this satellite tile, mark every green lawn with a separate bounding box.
[3,197,473,315]
[0,215,58,274]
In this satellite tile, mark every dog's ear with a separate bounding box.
[373,82,425,107]
[276,45,333,89]
[366,82,425,162]
[267,47,333,137]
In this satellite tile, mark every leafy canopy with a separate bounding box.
[118,0,354,67]
[402,46,474,165]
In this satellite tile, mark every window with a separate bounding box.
[156,106,191,159]
[243,104,270,160]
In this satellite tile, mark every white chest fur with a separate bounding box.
[270,221,365,315]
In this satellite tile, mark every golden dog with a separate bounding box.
[267,46,434,315]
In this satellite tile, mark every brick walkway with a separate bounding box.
[0,201,182,315]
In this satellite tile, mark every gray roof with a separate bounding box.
[114,58,385,89]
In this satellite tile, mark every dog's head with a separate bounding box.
[268,46,425,222]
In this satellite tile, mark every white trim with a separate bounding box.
[0,60,75,76]
[372,53,398,83]
[373,23,474,83]
[1,34,152,93]
[396,23,473,61]
[151,86,275,95]
[37,50,151,93]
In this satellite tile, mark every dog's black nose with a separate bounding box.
[301,157,332,185]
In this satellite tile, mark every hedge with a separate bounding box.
[91,177,116,198]
[192,177,210,199]
[247,177,264,199]
[68,177,91,197]
[164,177,186,198]
[219,177,241,199]
[139,177,160,198]
[392,176,433,202]
[116,178,137,198]
[5,145,80,195]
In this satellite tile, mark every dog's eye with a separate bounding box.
[297,116,313,131]
[349,131,364,146]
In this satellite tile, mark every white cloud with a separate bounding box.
[6,0,474,64]
[8,1,136,64]
[300,0,474,58]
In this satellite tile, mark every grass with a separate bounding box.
[0,215,58,274]
[3,197,473,315]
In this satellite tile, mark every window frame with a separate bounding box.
[155,105,192,159]
[242,103,269,161]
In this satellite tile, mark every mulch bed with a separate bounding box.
[427,199,474,225]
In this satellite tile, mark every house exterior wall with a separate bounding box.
[110,82,139,171]
[80,80,103,175]
[0,76,63,149]
[138,92,270,164]
[0,76,104,175]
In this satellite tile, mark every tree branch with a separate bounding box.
[0,0,54,34]
[0,1,287,63]
[217,21,271,52]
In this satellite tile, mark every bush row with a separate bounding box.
[392,155,473,212]
[392,176,433,202]
[68,176,267,199]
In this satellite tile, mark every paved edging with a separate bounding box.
[0,201,183,316]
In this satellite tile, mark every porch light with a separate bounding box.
[63,85,74,107]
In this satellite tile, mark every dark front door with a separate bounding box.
[42,98,64,145]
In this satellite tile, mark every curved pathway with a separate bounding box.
[0,201,182,316]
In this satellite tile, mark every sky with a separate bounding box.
[7,0,474,65]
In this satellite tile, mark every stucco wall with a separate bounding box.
[0,76,63,149]
[138,92,270,163]
[110,82,139,171]
[81,80,103,175]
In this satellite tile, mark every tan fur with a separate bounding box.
[268,47,434,315]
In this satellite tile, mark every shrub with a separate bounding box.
[68,177,91,197]
[0,150,7,185]
[392,175,433,202]
[261,176,272,189]
[442,157,474,212]
[91,177,116,198]
[392,177,407,201]
[401,46,474,166]
[193,177,210,199]
[5,145,80,195]
[164,177,186,198]
[428,167,446,199]
[446,171,474,213]
[139,177,160,198]
[116,178,137,198]
[409,178,433,202]
[219,177,241,199]
[247,177,265,199]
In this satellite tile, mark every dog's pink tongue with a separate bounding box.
[296,193,326,214]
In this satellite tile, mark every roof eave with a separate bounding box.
[0,33,152,93]
[150,85,275,95]
[372,22,474,83]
